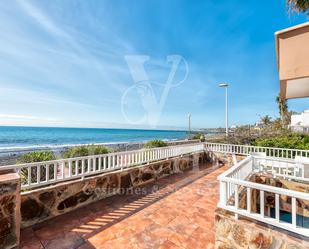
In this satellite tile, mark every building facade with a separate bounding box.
[291,110,309,133]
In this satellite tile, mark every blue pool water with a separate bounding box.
[0,126,188,151]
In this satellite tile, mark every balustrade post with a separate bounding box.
[0,171,21,248]
[219,181,227,206]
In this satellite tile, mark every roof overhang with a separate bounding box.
[275,22,309,100]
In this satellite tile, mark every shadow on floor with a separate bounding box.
[20,162,222,249]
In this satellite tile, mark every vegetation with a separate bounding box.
[276,94,295,128]
[143,140,168,148]
[260,115,272,126]
[18,151,55,163]
[63,145,110,174]
[287,0,309,15]
[64,145,109,158]
[206,94,294,146]
[191,133,205,142]
[207,130,309,150]
[254,133,309,150]
[18,151,55,187]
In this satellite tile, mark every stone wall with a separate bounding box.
[215,208,309,249]
[215,172,309,248]
[0,172,21,249]
[246,174,309,218]
[21,152,209,228]
[212,152,247,166]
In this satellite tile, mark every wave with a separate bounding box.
[0,126,189,154]
[0,138,185,154]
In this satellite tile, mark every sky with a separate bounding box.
[0,0,308,130]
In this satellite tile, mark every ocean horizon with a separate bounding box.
[0,126,190,152]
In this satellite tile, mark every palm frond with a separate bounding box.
[287,0,309,15]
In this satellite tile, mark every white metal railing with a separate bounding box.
[204,142,309,159]
[1,143,204,190]
[218,155,309,237]
[253,156,309,182]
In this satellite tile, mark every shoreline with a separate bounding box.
[0,139,200,166]
[0,138,183,154]
[0,131,222,154]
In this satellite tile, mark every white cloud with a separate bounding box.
[0,114,58,121]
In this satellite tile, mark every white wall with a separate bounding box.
[291,113,303,126]
[291,110,309,132]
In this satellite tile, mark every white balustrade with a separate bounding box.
[0,143,205,190]
[204,142,309,160]
[218,155,309,237]
[4,139,309,237]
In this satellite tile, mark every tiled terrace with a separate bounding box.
[20,163,227,249]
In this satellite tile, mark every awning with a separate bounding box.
[275,22,309,100]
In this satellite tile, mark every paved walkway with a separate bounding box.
[20,164,228,249]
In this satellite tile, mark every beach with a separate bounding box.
[0,126,202,166]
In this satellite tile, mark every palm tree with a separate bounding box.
[287,0,309,15]
[276,94,289,127]
[261,115,272,126]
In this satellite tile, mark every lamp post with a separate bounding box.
[188,113,191,138]
[219,83,229,137]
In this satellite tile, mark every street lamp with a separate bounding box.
[188,113,191,138]
[219,83,229,137]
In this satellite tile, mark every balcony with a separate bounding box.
[218,155,309,236]
[20,160,226,249]
[1,142,309,248]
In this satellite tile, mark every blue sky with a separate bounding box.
[0,0,307,129]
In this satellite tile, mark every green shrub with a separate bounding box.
[64,145,109,158]
[18,151,55,186]
[63,145,110,174]
[18,151,55,163]
[144,140,168,149]
[191,133,205,142]
[254,134,309,150]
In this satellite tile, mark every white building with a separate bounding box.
[290,109,309,132]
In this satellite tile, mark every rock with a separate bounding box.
[21,198,47,221]
[39,191,56,207]
[179,160,188,171]
[57,191,91,211]
[141,172,154,181]
[0,217,11,238]
[120,173,132,189]
[152,164,161,171]
[108,174,119,189]
[265,194,275,207]
[96,177,108,188]
[0,217,17,249]
[231,224,247,247]
[0,183,17,195]
[286,243,303,249]
[215,215,232,237]
[159,163,172,176]
[215,207,309,249]
[249,233,270,249]
[0,195,15,215]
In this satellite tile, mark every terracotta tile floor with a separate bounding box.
[20,163,228,249]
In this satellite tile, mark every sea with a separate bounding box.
[0,126,188,153]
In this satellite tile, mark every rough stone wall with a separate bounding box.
[215,208,309,249]
[212,152,247,166]
[0,173,21,249]
[21,152,208,228]
[229,174,309,218]
[247,174,309,217]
